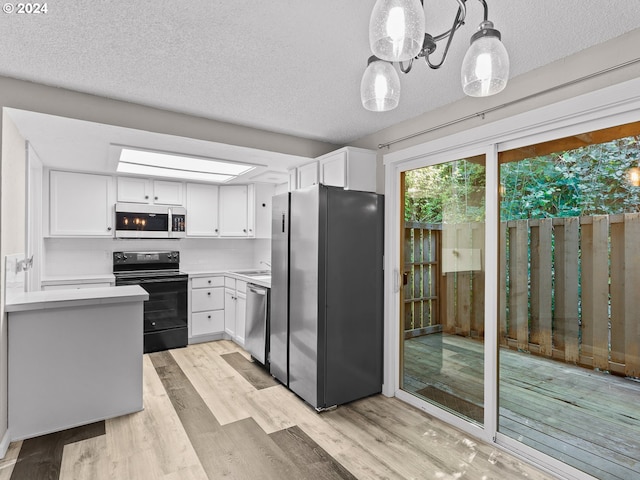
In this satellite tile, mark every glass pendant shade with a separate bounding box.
[461,30,509,97]
[369,0,425,62]
[361,58,401,112]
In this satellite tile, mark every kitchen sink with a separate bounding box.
[234,270,271,277]
[248,275,271,282]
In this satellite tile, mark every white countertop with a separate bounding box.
[185,269,271,288]
[41,273,116,286]
[6,285,149,313]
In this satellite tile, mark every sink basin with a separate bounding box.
[235,270,271,277]
[248,275,271,282]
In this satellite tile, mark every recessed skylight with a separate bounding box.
[117,148,255,183]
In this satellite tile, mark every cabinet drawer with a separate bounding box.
[224,277,236,289]
[236,280,247,294]
[192,310,224,336]
[191,287,224,312]
[192,276,224,289]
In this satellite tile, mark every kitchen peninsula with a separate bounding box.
[5,285,148,441]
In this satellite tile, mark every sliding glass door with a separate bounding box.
[400,155,486,425]
[497,122,640,480]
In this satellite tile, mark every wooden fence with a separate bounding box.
[403,214,640,378]
[403,221,485,339]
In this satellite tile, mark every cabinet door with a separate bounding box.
[117,177,151,203]
[235,293,246,346]
[186,183,219,236]
[254,183,275,238]
[50,171,114,236]
[191,287,224,312]
[153,180,183,205]
[224,288,236,337]
[219,185,248,237]
[297,162,318,189]
[320,151,347,188]
[192,310,224,336]
[288,169,297,191]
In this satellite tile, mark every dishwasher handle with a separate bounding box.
[248,285,267,295]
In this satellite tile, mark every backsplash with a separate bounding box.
[43,237,271,277]
[4,253,26,296]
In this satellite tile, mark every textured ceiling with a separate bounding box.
[0,1,639,145]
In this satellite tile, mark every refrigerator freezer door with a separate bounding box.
[269,193,290,385]
[322,187,384,407]
[288,185,320,408]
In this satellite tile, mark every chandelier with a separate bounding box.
[361,0,510,112]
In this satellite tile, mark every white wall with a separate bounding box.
[43,237,271,277]
[0,112,26,451]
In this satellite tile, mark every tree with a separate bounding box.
[404,135,640,223]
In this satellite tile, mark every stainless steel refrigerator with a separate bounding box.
[270,184,384,410]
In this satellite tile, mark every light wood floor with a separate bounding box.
[0,340,555,480]
[404,333,640,480]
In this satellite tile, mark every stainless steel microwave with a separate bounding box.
[115,203,186,239]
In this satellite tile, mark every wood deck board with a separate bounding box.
[403,333,640,480]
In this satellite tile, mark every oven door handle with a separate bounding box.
[118,277,185,285]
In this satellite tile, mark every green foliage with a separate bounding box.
[405,159,486,223]
[500,136,640,221]
[404,136,640,223]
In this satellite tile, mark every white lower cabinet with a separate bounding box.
[224,277,247,346]
[189,275,225,342]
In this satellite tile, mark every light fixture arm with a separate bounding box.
[363,0,508,112]
[420,0,490,70]
[423,3,466,69]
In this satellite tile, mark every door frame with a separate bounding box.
[382,75,640,480]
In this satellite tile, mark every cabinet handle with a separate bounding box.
[151,322,156,326]
[243,229,247,233]
[207,315,211,319]
[207,292,211,296]
[155,196,158,200]
[207,280,212,284]
[107,227,112,231]
[145,195,149,199]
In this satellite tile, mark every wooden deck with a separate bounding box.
[403,333,640,480]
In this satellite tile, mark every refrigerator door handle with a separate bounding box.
[282,213,286,233]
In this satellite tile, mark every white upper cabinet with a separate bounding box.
[288,169,297,192]
[116,176,150,203]
[254,183,276,238]
[186,183,219,237]
[320,150,348,187]
[153,180,183,205]
[219,185,254,237]
[296,162,319,189]
[117,177,183,205]
[318,147,377,193]
[49,171,114,236]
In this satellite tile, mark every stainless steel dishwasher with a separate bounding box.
[245,283,270,366]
